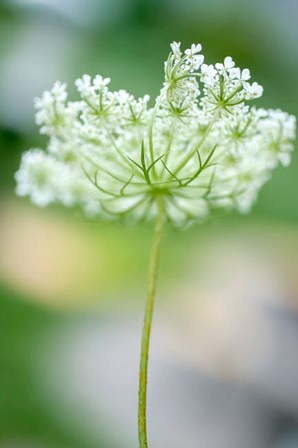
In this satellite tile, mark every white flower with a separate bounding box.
[93,75,111,89]
[201,64,217,77]
[184,44,204,69]
[170,41,181,57]
[185,43,202,56]
[75,74,91,95]
[225,56,235,68]
[228,67,251,81]
[215,56,235,72]
[241,68,251,81]
[200,64,217,87]
[15,149,63,207]
[244,81,264,99]
[191,54,205,70]
[15,42,296,227]
[162,42,204,108]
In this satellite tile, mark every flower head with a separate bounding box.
[15,42,296,227]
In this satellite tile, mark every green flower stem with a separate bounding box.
[138,196,166,448]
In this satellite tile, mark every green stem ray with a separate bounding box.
[173,117,215,176]
[138,196,166,448]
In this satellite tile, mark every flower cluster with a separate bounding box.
[15,42,296,226]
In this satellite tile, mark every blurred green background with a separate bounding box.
[0,1,298,447]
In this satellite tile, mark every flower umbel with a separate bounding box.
[16,42,296,226]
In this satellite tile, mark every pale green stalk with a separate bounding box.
[173,118,215,176]
[138,196,166,448]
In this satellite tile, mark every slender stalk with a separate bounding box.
[138,196,166,448]
[148,93,165,179]
[173,118,215,176]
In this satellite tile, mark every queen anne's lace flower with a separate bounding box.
[15,43,296,226]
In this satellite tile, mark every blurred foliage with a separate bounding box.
[0,285,113,447]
